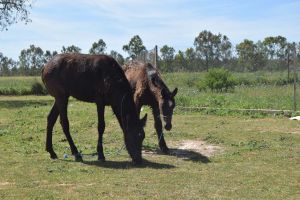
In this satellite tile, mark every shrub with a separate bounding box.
[204,68,236,92]
[31,82,47,95]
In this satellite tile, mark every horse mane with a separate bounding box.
[123,60,170,95]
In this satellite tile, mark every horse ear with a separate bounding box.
[172,88,178,97]
[140,114,147,127]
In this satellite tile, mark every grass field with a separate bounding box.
[1,72,300,112]
[0,95,299,199]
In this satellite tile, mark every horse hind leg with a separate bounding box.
[46,103,59,159]
[56,97,83,162]
[96,102,105,161]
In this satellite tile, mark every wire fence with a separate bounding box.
[133,45,300,113]
[135,46,158,68]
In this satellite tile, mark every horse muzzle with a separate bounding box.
[164,123,172,131]
[163,116,172,131]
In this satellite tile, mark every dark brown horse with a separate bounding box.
[123,61,177,153]
[42,54,147,165]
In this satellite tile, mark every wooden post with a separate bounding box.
[293,65,297,111]
[154,45,158,68]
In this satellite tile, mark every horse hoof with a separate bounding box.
[75,154,83,162]
[160,146,170,154]
[132,158,143,166]
[98,156,106,162]
[50,153,58,159]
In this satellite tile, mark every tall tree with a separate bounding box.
[194,30,231,71]
[19,45,44,75]
[110,50,124,65]
[263,36,287,60]
[61,45,81,53]
[0,55,15,76]
[220,35,232,62]
[160,45,175,72]
[284,42,297,79]
[0,0,32,31]
[122,35,146,59]
[185,47,197,71]
[89,39,107,54]
[174,50,187,71]
[236,39,256,71]
[44,50,58,62]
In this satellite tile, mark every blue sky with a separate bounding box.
[1,0,300,60]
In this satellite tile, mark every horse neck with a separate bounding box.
[150,78,169,105]
[111,92,137,130]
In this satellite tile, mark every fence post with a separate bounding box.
[293,65,297,111]
[154,45,158,68]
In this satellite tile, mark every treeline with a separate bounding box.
[1,30,300,76]
[0,39,124,76]
[159,31,300,75]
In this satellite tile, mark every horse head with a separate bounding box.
[160,87,178,131]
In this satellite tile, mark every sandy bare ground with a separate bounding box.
[143,140,224,161]
[173,140,224,157]
[0,182,14,190]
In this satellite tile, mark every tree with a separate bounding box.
[236,39,269,72]
[284,42,297,79]
[89,39,106,54]
[185,47,197,71]
[174,50,187,71]
[194,30,231,71]
[122,35,146,59]
[19,45,44,75]
[220,35,232,62]
[263,36,286,60]
[1,57,16,76]
[0,0,32,31]
[159,45,175,72]
[110,50,124,65]
[44,50,58,62]
[61,45,81,53]
[236,39,256,71]
[160,45,175,61]
[262,36,287,70]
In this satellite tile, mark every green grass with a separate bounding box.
[0,96,299,199]
[1,72,300,111]
[0,76,45,95]
[162,72,300,112]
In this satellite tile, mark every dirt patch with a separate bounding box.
[0,182,14,189]
[143,140,224,162]
[172,140,224,158]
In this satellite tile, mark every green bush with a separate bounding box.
[31,82,47,95]
[204,68,236,92]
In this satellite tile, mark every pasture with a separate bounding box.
[1,72,300,111]
[0,73,300,199]
[0,94,299,199]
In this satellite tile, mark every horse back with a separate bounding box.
[42,53,124,102]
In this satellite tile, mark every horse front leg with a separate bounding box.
[96,102,106,161]
[56,97,82,162]
[152,107,169,153]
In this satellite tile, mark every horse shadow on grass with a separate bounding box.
[143,145,211,164]
[82,159,175,169]
[60,155,175,169]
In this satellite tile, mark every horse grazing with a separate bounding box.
[123,61,177,153]
[42,54,147,165]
